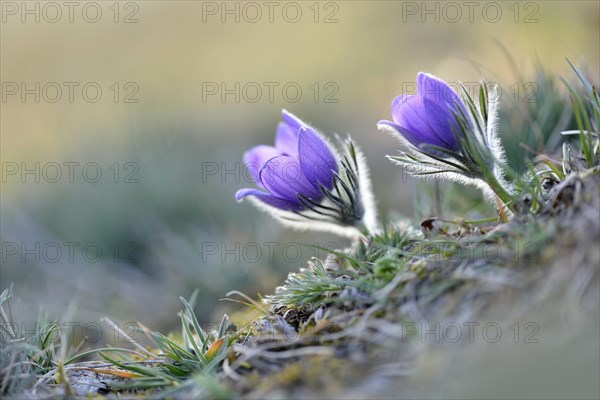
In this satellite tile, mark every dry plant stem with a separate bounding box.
[496,195,509,222]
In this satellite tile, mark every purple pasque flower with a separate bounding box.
[235,110,339,211]
[378,72,470,156]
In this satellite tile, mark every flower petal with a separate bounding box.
[281,109,306,133]
[417,72,460,106]
[275,122,299,157]
[243,145,281,184]
[235,188,305,211]
[419,99,461,150]
[378,120,433,150]
[259,155,321,201]
[391,94,414,125]
[390,94,445,147]
[417,72,465,149]
[298,127,338,190]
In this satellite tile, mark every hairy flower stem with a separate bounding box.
[482,169,514,218]
[495,196,509,222]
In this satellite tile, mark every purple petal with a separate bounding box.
[391,93,428,132]
[418,97,461,150]
[417,73,458,106]
[378,120,436,151]
[391,94,446,148]
[259,155,321,202]
[417,73,464,149]
[275,122,299,157]
[391,94,413,126]
[243,145,281,184]
[389,74,464,151]
[235,188,304,211]
[281,109,306,133]
[298,127,338,190]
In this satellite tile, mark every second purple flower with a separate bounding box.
[236,110,377,236]
[236,110,339,211]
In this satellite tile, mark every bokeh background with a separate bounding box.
[1,1,598,334]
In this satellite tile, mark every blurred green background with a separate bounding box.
[1,1,598,332]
